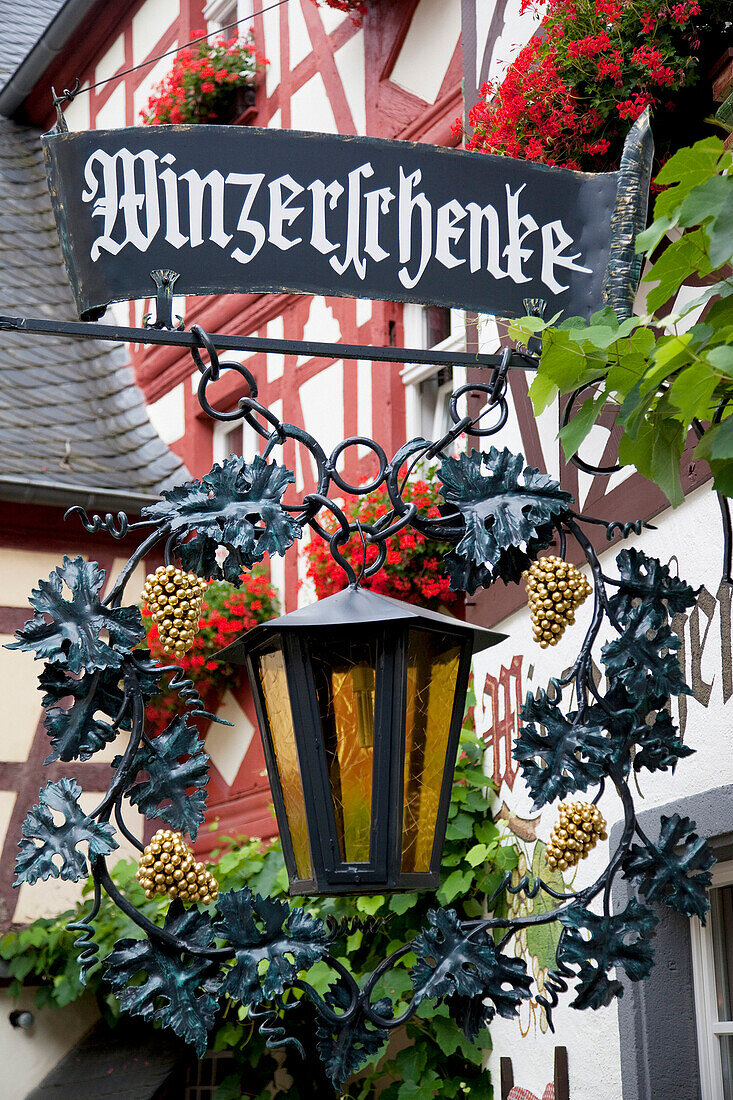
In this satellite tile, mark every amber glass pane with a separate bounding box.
[258,645,312,879]
[402,630,461,874]
[310,638,376,864]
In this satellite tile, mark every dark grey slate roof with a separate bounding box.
[0,117,187,509]
[0,0,66,87]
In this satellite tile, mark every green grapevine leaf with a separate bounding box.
[315,984,390,1089]
[515,690,608,809]
[439,447,573,594]
[411,907,531,1024]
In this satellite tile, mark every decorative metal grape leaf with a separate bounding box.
[6,557,143,673]
[557,899,658,1010]
[213,887,329,1005]
[410,908,531,1022]
[609,548,697,623]
[601,605,692,701]
[38,666,128,763]
[103,902,219,1056]
[438,447,573,594]
[315,984,391,1089]
[446,991,492,1043]
[622,814,715,921]
[631,707,694,773]
[15,778,118,885]
[122,716,209,840]
[141,455,301,581]
[515,690,610,809]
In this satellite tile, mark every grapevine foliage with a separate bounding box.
[622,814,715,921]
[213,887,329,1004]
[103,902,219,1056]
[142,455,301,582]
[411,908,531,1024]
[558,900,658,1010]
[7,557,143,673]
[315,985,392,1090]
[15,778,118,886]
[438,447,573,592]
[121,716,210,840]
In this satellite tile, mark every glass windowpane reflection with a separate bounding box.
[402,630,460,874]
[310,638,376,864]
[257,645,312,880]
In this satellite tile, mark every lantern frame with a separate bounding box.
[220,585,506,895]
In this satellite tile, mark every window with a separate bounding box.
[402,305,467,442]
[183,1051,239,1097]
[212,418,258,465]
[203,0,238,33]
[692,860,733,1099]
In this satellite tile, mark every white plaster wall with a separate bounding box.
[146,382,186,444]
[262,1,280,97]
[0,989,100,1100]
[207,689,255,786]
[334,30,366,135]
[290,72,338,135]
[94,33,125,87]
[94,83,126,130]
[134,48,178,121]
[487,0,543,84]
[62,83,90,132]
[474,483,733,1098]
[132,0,177,62]
[390,0,461,105]
[299,359,344,469]
[288,0,312,70]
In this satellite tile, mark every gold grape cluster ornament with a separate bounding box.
[141,565,205,659]
[524,555,592,648]
[136,829,219,904]
[546,802,607,872]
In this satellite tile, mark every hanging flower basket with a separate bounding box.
[141,29,267,126]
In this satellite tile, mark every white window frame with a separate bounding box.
[203,0,238,33]
[402,306,467,442]
[691,859,733,1099]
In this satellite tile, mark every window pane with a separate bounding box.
[712,884,733,1021]
[258,645,312,879]
[401,630,461,874]
[310,639,376,864]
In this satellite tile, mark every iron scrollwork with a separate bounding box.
[6,325,715,1091]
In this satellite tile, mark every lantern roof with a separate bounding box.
[219,584,506,664]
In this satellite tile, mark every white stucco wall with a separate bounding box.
[0,989,99,1099]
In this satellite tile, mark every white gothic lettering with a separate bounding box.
[81,148,594,295]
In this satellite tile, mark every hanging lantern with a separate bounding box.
[219,586,505,895]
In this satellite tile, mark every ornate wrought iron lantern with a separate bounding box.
[220,585,504,895]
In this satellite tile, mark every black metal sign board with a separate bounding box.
[42,119,652,322]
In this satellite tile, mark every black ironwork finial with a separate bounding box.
[144,270,185,330]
